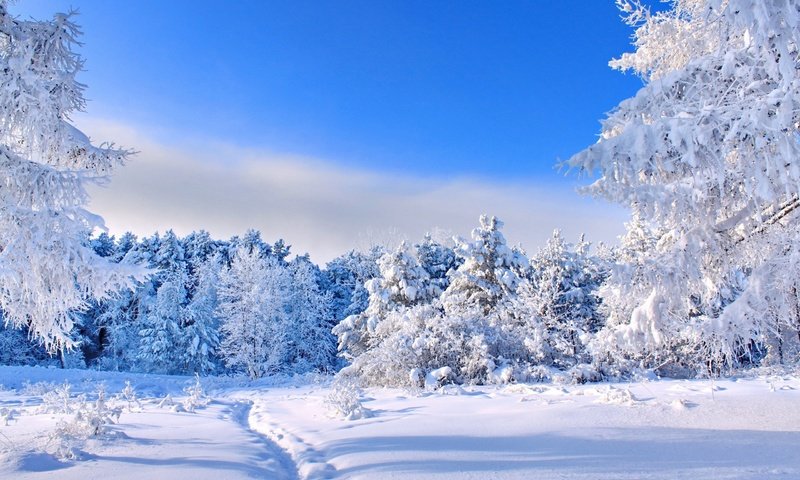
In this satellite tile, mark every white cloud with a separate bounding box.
[79,116,629,264]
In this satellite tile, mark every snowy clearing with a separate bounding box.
[1,367,799,479]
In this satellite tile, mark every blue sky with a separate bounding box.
[16,1,648,260]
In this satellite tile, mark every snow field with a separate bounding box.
[243,375,800,480]
[1,366,800,479]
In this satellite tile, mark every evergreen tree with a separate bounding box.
[288,256,336,372]
[334,242,436,360]
[182,256,221,374]
[324,248,382,323]
[137,267,190,374]
[442,215,527,318]
[518,231,606,368]
[113,232,138,262]
[415,234,460,294]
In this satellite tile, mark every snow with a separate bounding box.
[1,366,799,479]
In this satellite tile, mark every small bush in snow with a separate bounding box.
[116,381,142,412]
[22,381,58,397]
[47,386,122,460]
[40,382,78,414]
[158,394,175,409]
[180,374,209,413]
[326,376,371,420]
[1,407,18,426]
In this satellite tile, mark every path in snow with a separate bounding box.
[2,367,800,480]
[245,378,800,480]
[0,390,297,479]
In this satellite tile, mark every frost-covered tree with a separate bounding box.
[137,268,189,373]
[334,241,436,360]
[90,232,116,258]
[324,248,382,323]
[339,217,536,386]
[415,234,460,294]
[0,314,56,366]
[0,3,142,351]
[442,215,527,318]
[217,248,291,378]
[288,256,336,372]
[516,231,606,369]
[569,0,800,371]
[183,230,218,278]
[182,256,221,374]
[137,231,189,373]
[113,232,138,263]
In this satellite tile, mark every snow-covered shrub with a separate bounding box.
[116,381,142,412]
[180,374,209,413]
[157,394,175,409]
[0,407,17,426]
[326,376,371,420]
[424,366,453,390]
[40,382,78,414]
[47,386,121,460]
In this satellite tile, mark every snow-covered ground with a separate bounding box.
[1,366,799,479]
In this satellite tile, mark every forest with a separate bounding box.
[2,0,800,389]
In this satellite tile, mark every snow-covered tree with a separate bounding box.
[137,268,189,373]
[324,248,382,324]
[113,232,138,262]
[515,231,606,369]
[288,256,336,372]
[182,255,221,374]
[217,248,291,378]
[137,231,189,373]
[334,241,436,360]
[0,3,142,351]
[442,215,527,318]
[569,0,800,371]
[0,314,56,366]
[338,217,536,386]
[415,234,460,294]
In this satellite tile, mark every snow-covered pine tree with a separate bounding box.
[442,215,527,319]
[324,248,383,324]
[113,232,138,262]
[0,3,143,351]
[90,232,116,258]
[334,241,436,361]
[415,234,460,294]
[137,268,189,374]
[137,231,189,373]
[569,0,800,371]
[517,230,605,369]
[437,215,530,382]
[288,256,336,373]
[182,254,221,374]
[182,230,219,279]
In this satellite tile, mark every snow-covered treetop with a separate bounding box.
[444,215,528,317]
[572,0,800,233]
[367,241,435,309]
